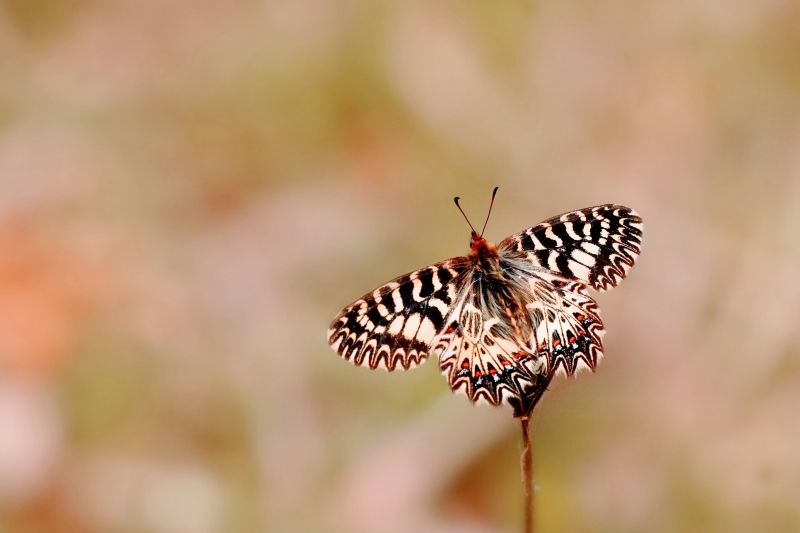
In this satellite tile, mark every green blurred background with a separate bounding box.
[1,0,799,532]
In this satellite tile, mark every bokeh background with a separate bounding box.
[1,0,800,532]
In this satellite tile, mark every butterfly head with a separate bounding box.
[456,187,499,257]
[470,230,481,246]
[468,232,498,259]
[469,230,489,249]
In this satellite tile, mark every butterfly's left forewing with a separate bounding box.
[327,258,469,371]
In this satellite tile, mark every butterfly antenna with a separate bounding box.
[480,186,499,237]
[454,197,478,236]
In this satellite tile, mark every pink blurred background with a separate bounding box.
[1,0,799,532]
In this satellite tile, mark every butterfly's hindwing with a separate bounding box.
[526,274,605,375]
[499,205,643,291]
[327,258,469,371]
[435,309,547,408]
[434,266,606,411]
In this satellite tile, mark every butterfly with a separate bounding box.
[327,189,643,417]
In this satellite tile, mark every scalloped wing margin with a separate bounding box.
[499,204,643,291]
[327,258,469,371]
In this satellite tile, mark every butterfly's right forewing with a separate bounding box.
[497,204,642,377]
[499,205,643,291]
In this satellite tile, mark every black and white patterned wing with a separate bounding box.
[498,205,643,291]
[434,267,607,415]
[327,258,469,371]
[435,304,552,416]
[524,271,606,376]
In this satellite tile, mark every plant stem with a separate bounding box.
[521,415,534,533]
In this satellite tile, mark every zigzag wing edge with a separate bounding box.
[327,257,469,371]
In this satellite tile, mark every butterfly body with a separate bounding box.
[328,204,643,417]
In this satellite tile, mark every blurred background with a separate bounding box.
[1,0,799,532]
